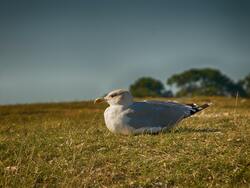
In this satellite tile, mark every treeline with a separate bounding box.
[129,68,250,98]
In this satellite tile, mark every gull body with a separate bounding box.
[95,89,210,135]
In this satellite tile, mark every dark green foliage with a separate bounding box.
[167,68,247,97]
[239,73,250,97]
[129,77,165,97]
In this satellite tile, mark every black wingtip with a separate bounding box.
[189,103,211,115]
[199,103,211,109]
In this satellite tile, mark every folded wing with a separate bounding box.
[125,101,192,129]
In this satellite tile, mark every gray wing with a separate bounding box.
[125,101,192,129]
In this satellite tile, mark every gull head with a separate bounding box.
[94,89,133,106]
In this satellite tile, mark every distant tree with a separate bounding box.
[239,73,250,97]
[162,90,174,97]
[130,77,165,97]
[167,68,247,97]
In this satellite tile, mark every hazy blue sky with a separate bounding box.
[0,0,250,104]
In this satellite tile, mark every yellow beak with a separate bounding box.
[94,98,105,104]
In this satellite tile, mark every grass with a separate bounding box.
[0,97,250,187]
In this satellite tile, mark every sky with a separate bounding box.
[0,0,250,104]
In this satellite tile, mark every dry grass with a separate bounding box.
[0,97,250,187]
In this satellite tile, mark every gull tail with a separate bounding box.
[187,103,212,116]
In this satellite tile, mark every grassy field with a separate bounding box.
[0,97,250,187]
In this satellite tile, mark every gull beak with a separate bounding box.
[94,97,105,104]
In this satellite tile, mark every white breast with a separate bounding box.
[104,106,133,135]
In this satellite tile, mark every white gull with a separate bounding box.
[94,89,210,135]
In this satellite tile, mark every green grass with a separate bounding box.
[0,97,250,187]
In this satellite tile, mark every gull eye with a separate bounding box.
[110,93,117,98]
